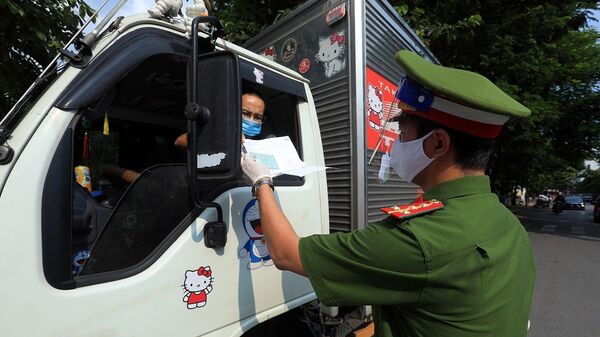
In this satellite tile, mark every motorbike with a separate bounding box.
[552,201,564,214]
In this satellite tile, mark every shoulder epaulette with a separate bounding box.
[381,195,444,220]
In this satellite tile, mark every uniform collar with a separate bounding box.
[423,175,491,202]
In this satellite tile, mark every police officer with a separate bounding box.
[241,50,535,337]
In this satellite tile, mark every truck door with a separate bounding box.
[0,26,323,336]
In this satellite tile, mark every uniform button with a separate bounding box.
[418,95,425,103]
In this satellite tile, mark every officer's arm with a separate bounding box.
[256,184,306,276]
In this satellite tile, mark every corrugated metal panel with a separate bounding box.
[312,76,352,232]
[364,0,435,222]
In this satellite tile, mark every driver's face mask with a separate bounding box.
[242,117,262,137]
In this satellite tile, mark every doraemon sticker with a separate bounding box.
[182,266,214,310]
[280,38,297,63]
[315,30,346,78]
[261,46,276,61]
[239,199,273,270]
[72,250,90,275]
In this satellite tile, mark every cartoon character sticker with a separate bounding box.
[72,250,90,275]
[315,30,346,78]
[367,83,384,131]
[182,266,214,309]
[262,46,276,61]
[281,38,297,63]
[239,199,273,269]
[365,67,402,154]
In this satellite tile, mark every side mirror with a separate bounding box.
[186,25,241,249]
[187,50,241,182]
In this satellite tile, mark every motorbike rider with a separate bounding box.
[553,193,565,214]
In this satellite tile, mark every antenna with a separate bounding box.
[80,0,128,50]
[0,0,124,135]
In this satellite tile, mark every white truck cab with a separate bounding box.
[0,11,328,337]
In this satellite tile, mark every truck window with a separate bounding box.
[71,53,193,276]
[241,79,304,186]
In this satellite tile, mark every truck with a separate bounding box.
[0,0,436,336]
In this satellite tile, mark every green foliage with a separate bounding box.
[0,0,95,116]
[576,168,600,193]
[393,0,600,195]
[210,0,304,44]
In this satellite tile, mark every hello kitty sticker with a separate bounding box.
[315,30,346,78]
[239,199,273,269]
[365,67,402,153]
[367,84,384,131]
[182,266,214,309]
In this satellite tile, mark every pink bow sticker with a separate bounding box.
[330,32,345,45]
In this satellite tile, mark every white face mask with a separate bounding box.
[389,130,436,183]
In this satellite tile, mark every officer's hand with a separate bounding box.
[241,153,271,185]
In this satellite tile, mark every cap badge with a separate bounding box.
[395,76,434,111]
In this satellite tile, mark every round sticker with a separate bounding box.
[298,58,311,74]
[280,38,297,63]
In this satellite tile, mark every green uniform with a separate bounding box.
[299,176,535,337]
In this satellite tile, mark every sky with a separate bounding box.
[85,0,153,27]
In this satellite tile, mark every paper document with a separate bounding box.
[243,136,327,177]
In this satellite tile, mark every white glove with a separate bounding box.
[241,153,271,185]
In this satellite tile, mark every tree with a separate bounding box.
[0,0,95,117]
[393,0,600,196]
[576,168,600,194]
[211,0,304,44]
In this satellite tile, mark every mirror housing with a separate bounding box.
[187,50,241,182]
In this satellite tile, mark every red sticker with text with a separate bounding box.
[298,58,311,74]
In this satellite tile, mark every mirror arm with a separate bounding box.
[197,202,223,223]
[197,202,227,249]
[188,16,224,125]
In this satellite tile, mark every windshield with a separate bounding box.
[565,196,583,203]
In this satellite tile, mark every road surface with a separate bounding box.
[513,204,600,337]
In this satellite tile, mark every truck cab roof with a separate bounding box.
[88,13,310,85]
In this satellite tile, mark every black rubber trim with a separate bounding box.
[42,118,78,289]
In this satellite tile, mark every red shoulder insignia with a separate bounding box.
[381,195,444,220]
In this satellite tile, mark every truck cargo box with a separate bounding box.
[245,0,439,231]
